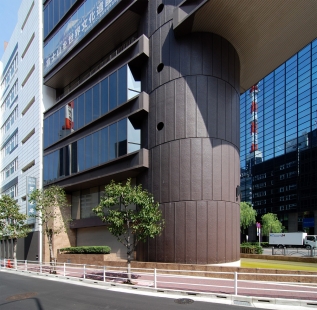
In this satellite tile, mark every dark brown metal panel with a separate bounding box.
[191,138,202,201]
[212,138,222,201]
[207,200,218,263]
[202,138,213,201]
[225,202,233,261]
[152,29,161,91]
[212,34,222,79]
[185,76,197,138]
[185,201,197,263]
[234,50,240,93]
[169,27,180,81]
[161,22,170,86]
[190,33,203,75]
[148,93,156,150]
[156,81,166,146]
[225,83,232,143]
[221,38,229,82]
[202,33,213,76]
[179,34,191,77]
[217,201,226,263]
[175,201,186,263]
[221,143,229,202]
[170,140,180,202]
[197,75,208,138]
[231,87,238,148]
[161,142,170,202]
[197,201,208,264]
[228,42,235,90]
[164,203,175,262]
[217,79,226,140]
[175,78,186,140]
[207,77,218,138]
[179,139,191,201]
[151,146,161,201]
[236,92,241,149]
[166,81,176,142]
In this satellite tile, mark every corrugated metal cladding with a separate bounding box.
[137,4,241,264]
[190,0,317,93]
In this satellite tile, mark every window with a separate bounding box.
[1,158,18,180]
[2,106,18,134]
[1,52,18,91]
[2,131,18,158]
[3,184,18,198]
[44,118,141,185]
[1,80,18,112]
[44,65,141,148]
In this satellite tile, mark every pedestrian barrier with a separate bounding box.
[0,259,317,301]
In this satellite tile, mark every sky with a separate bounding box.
[0,0,23,60]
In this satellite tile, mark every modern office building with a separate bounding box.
[43,0,317,265]
[240,40,317,236]
[0,0,56,261]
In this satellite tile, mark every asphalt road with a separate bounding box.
[0,272,262,310]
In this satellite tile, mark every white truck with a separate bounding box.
[269,232,317,249]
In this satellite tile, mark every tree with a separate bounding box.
[29,185,70,270]
[0,195,30,267]
[93,179,164,283]
[261,213,283,236]
[240,202,257,232]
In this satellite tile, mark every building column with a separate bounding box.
[138,6,241,264]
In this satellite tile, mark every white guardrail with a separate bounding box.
[1,259,317,301]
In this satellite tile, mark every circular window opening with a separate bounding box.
[157,63,164,72]
[157,3,164,14]
[157,122,164,131]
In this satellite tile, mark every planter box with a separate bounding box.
[57,253,125,265]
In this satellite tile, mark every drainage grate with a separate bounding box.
[6,292,37,302]
[233,300,251,307]
[174,298,194,304]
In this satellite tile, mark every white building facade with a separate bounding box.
[0,0,54,261]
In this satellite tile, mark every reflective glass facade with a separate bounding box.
[43,0,120,75]
[43,118,140,185]
[43,64,140,148]
[240,39,317,232]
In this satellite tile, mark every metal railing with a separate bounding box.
[1,259,317,301]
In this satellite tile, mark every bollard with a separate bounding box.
[283,247,286,256]
[103,266,106,282]
[64,263,66,277]
[84,264,86,279]
[311,248,314,257]
[272,247,274,255]
[154,268,157,289]
[25,260,27,271]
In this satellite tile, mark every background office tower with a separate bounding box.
[0,0,56,261]
[42,0,317,264]
[240,40,317,237]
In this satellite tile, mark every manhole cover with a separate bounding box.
[174,298,194,304]
[6,292,37,302]
[233,300,251,307]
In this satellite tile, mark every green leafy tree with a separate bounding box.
[29,185,70,269]
[0,195,30,267]
[93,179,164,283]
[240,202,257,232]
[261,213,283,236]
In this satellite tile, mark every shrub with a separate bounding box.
[240,242,263,254]
[59,246,111,254]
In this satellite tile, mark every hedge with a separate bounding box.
[59,246,111,254]
[240,242,263,254]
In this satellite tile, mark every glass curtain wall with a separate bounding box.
[43,64,140,148]
[43,118,141,185]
